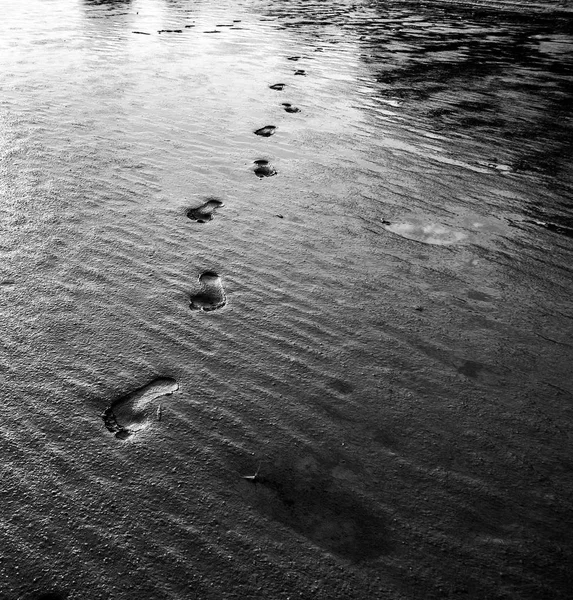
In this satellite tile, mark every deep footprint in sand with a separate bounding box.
[253,159,277,178]
[254,125,277,137]
[102,378,179,439]
[186,198,224,223]
[294,69,306,76]
[282,102,300,113]
[189,271,227,311]
[269,83,286,91]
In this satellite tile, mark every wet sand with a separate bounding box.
[0,0,572,599]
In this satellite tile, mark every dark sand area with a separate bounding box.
[0,0,572,598]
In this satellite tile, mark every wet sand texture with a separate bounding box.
[2,0,573,599]
[240,455,392,561]
[385,222,468,245]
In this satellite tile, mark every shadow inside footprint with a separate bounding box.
[282,103,300,114]
[189,271,227,312]
[102,378,179,439]
[269,83,286,91]
[253,159,277,178]
[254,125,277,137]
[287,56,301,61]
[186,198,224,223]
[294,69,306,76]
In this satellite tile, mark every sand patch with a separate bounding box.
[240,454,392,561]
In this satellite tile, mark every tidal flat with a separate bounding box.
[1,0,572,598]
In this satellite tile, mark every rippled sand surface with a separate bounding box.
[1,0,572,598]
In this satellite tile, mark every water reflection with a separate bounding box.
[265,1,573,174]
[260,0,573,231]
[385,222,468,245]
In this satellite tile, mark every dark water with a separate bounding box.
[1,1,572,599]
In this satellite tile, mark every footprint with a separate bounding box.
[294,69,306,76]
[254,125,277,137]
[282,103,300,113]
[189,271,227,311]
[102,378,179,440]
[253,159,277,178]
[186,198,224,223]
[287,56,301,61]
[269,83,286,91]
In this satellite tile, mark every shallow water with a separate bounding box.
[1,1,572,599]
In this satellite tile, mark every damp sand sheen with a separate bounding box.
[1,0,573,599]
[385,222,468,245]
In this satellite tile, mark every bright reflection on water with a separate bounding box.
[2,0,572,226]
[385,222,468,245]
